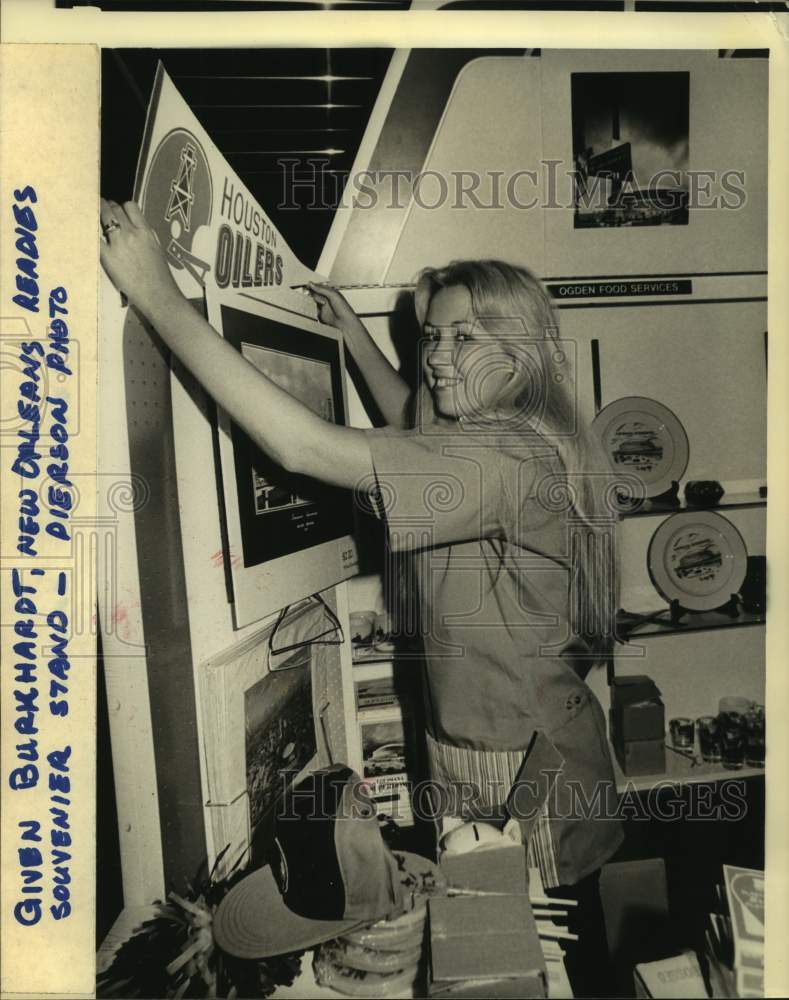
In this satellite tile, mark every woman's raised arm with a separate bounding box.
[100,199,373,491]
[307,283,412,429]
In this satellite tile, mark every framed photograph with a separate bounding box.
[244,647,317,836]
[199,622,321,865]
[206,289,359,627]
[571,71,690,228]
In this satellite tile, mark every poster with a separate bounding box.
[1,5,788,1000]
[244,648,316,835]
[360,713,415,827]
[129,63,359,629]
[571,71,690,228]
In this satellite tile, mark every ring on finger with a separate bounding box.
[102,219,121,235]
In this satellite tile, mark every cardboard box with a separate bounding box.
[610,675,665,742]
[600,857,673,993]
[428,895,546,998]
[440,844,528,895]
[613,735,666,776]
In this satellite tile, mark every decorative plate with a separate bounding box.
[647,510,748,612]
[592,396,689,498]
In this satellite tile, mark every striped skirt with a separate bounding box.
[425,730,561,889]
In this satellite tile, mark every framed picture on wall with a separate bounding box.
[244,646,317,836]
[206,289,359,628]
[571,70,690,229]
[199,621,320,868]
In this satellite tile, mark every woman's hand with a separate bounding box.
[100,198,183,316]
[309,281,411,428]
[307,282,365,338]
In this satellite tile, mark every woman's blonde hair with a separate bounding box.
[413,259,619,667]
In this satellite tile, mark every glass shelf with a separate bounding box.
[609,739,765,794]
[351,641,423,666]
[619,490,766,519]
[617,607,765,639]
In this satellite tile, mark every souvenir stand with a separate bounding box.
[97,43,767,1000]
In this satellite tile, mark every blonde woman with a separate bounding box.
[101,199,623,995]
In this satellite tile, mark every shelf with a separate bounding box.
[617,607,765,639]
[351,642,424,666]
[610,740,765,794]
[619,490,765,520]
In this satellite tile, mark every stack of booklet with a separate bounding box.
[633,951,707,998]
[355,673,416,827]
[528,866,574,1000]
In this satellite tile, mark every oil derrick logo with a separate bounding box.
[166,141,197,233]
[141,128,213,286]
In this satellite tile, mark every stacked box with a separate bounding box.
[429,846,547,998]
[440,844,529,895]
[428,895,547,999]
[609,675,666,776]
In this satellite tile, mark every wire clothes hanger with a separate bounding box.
[267,591,344,664]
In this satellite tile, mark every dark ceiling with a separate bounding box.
[101,47,395,268]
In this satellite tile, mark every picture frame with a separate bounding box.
[198,610,322,869]
[205,289,359,628]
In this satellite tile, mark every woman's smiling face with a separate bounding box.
[422,284,516,422]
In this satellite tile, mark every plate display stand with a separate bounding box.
[619,593,742,634]
[618,480,680,515]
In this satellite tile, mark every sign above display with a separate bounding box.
[547,279,692,300]
[134,63,315,302]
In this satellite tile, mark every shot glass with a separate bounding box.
[720,711,747,770]
[745,706,766,768]
[669,717,695,749]
[697,715,722,763]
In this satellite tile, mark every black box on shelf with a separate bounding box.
[610,675,666,776]
[612,736,666,776]
[610,675,665,741]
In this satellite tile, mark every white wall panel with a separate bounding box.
[559,298,767,485]
[386,56,546,283]
[540,49,767,277]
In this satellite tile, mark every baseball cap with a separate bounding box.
[213,765,405,958]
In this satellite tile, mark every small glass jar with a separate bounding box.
[744,705,766,768]
[719,711,747,770]
[669,717,695,749]
[719,696,750,716]
[697,715,722,763]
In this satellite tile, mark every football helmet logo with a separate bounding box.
[141,128,213,285]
